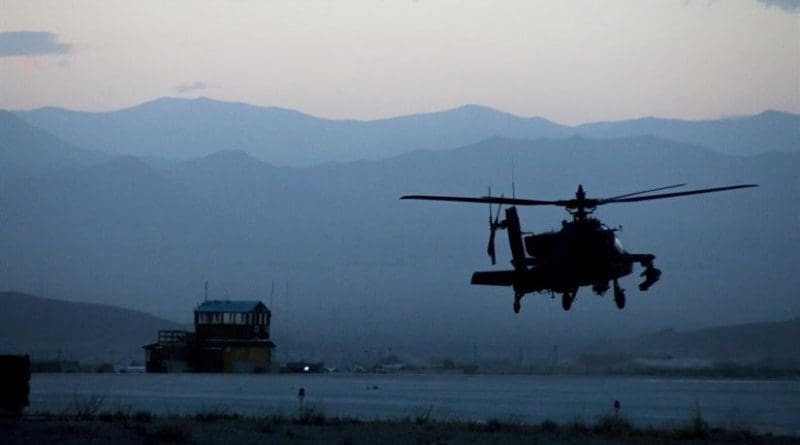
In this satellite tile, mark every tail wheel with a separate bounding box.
[561,288,577,311]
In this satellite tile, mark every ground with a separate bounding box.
[1,414,798,445]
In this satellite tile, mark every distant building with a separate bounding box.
[144,300,275,373]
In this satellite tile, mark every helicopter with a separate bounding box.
[401,183,757,313]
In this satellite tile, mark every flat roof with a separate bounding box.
[195,300,268,313]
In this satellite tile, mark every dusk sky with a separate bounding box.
[1,0,798,124]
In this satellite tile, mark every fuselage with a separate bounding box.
[471,206,657,301]
[518,217,634,293]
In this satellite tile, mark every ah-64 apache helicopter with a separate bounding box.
[401,183,757,313]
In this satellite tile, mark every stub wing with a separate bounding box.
[471,271,515,286]
[620,253,655,265]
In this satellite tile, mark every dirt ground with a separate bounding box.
[2,415,799,445]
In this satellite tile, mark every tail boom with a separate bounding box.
[471,271,515,286]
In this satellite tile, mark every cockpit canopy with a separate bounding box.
[524,232,559,258]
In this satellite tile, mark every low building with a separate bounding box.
[144,330,194,373]
[144,300,275,373]
[0,355,30,414]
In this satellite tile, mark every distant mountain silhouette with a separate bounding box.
[2,135,797,361]
[0,110,107,178]
[12,98,796,166]
[0,292,182,364]
[575,110,800,157]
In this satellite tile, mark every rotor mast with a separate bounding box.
[566,185,596,221]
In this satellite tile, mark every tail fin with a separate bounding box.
[504,207,527,272]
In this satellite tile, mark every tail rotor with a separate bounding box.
[487,187,503,265]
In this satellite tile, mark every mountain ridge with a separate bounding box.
[11,97,797,166]
[11,96,793,125]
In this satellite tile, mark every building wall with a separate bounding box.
[145,345,192,373]
[223,346,270,373]
[196,324,269,341]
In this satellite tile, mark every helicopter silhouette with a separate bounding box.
[401,183,757,313]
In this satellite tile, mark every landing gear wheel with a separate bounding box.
[513,300,521,314]
[613,280,626,310]
[561,290,576,311]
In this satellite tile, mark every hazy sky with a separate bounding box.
[1,0,798,124]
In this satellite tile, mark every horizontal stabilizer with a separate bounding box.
[471,271,515,287]
[621,253,656,265]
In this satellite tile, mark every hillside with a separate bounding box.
[618,318,800,364]
[0,110,107,179]
[0,292,183,364]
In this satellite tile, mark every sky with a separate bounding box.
[1,0,798,125]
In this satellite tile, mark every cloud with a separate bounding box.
[174,81,209,94]
[0,31,71,57]
[756,0,800,12]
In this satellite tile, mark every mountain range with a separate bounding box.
[10,98,799,166]
[1,100,798,362]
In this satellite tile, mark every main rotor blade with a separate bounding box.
[601,184,758,204]
[600,183,686,202]
[401,195,562,206]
